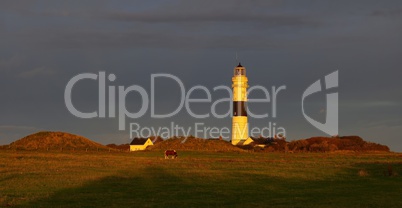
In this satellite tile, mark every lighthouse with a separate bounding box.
[231,63,253,145]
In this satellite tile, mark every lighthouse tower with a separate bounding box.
[231,63,252,145]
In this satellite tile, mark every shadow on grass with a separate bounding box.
[19,166,294,207]
[21,167,190,207]
[20,164,402,208]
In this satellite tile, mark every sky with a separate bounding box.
[0,0,401,151]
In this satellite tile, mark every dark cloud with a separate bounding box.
[0,1,402,151]
[371,8,402,17]
[102,11,316,26]
[0,55,24,71]
[18,66,57,78]
[33,30,279,50]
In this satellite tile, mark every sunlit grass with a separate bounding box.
[0,150,401,207]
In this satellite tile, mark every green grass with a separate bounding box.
[0,150,401,207]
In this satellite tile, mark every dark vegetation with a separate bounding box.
[106,143,130,150]
[106,136,164,151]
[2,132,390,153]
[148,135,244,152]
[246,135,390,152]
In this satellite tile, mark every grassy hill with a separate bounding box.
[8,131,108,150]
[148,136,244,152]
[143,135,390,153]
[243,136,390,153]
[287,136,390,152]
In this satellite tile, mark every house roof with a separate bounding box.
[130,138,149,145]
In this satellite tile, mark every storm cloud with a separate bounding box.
[0,0,401,151]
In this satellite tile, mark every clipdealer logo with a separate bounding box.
[64,70,338,139]
[302,71,339,136]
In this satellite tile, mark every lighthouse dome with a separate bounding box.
[234,62,246,76]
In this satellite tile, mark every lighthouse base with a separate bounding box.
[231,116,252,145]
[231,137,254,146]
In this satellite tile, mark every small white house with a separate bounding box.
[130,138,153,151]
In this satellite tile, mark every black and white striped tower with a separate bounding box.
[231,63,250,145]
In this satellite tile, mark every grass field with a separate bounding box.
[1,150,402,207]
